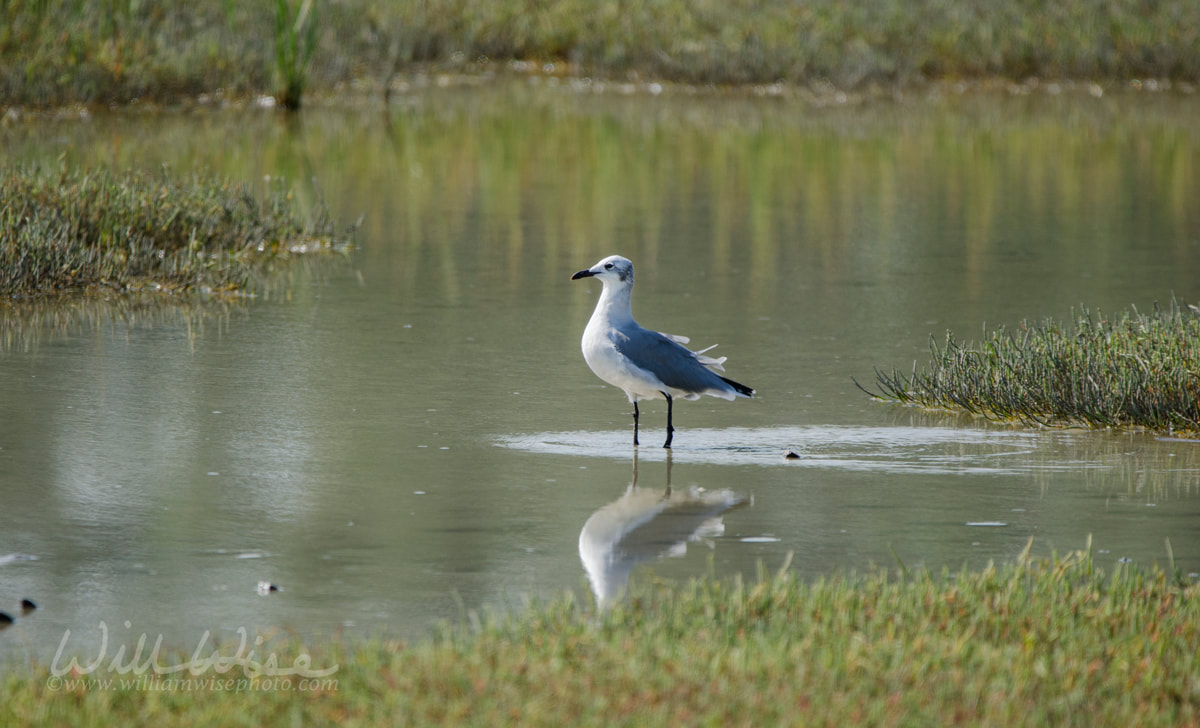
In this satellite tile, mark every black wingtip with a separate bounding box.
[721,376,755,397]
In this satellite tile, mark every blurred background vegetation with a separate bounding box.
[1,0,1197,109]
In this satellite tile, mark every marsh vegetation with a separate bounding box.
[1,0,1197,109]
[862,301,1200,436]
[5,547,1199,726]
[0,165,345,298]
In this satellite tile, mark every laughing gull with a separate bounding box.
[571,255,754,448]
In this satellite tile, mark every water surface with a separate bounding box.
[2,82,1199,663]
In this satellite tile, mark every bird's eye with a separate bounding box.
[604,263,614,270]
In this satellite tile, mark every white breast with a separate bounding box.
[581,321,665,402]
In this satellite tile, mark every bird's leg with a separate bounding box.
[632,401,640,446]
[661,392,674,449]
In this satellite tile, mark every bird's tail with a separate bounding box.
[720,376,755,398]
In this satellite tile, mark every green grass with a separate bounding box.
[273,0,319,110]
[0,164,345,298]
[860,301,1200,435]
[4,544,1200,726]
[1,0,1198,109]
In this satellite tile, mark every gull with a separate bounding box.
[571,255,754,448]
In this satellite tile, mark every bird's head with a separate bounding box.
[571,255,634,286]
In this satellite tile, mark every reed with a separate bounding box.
[273,0,319,110]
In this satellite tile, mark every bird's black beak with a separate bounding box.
[571,269,595,280]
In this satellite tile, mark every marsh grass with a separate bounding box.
[0,165,344,298]
[273,0,319,110]
[861,301,1200,435]
[4,545,1199,726]
[1,0,1198,108]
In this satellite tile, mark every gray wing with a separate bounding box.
[613,326,729,394]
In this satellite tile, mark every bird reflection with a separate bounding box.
[578,452,749,608]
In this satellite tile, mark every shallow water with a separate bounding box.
[2,81,1200,663]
